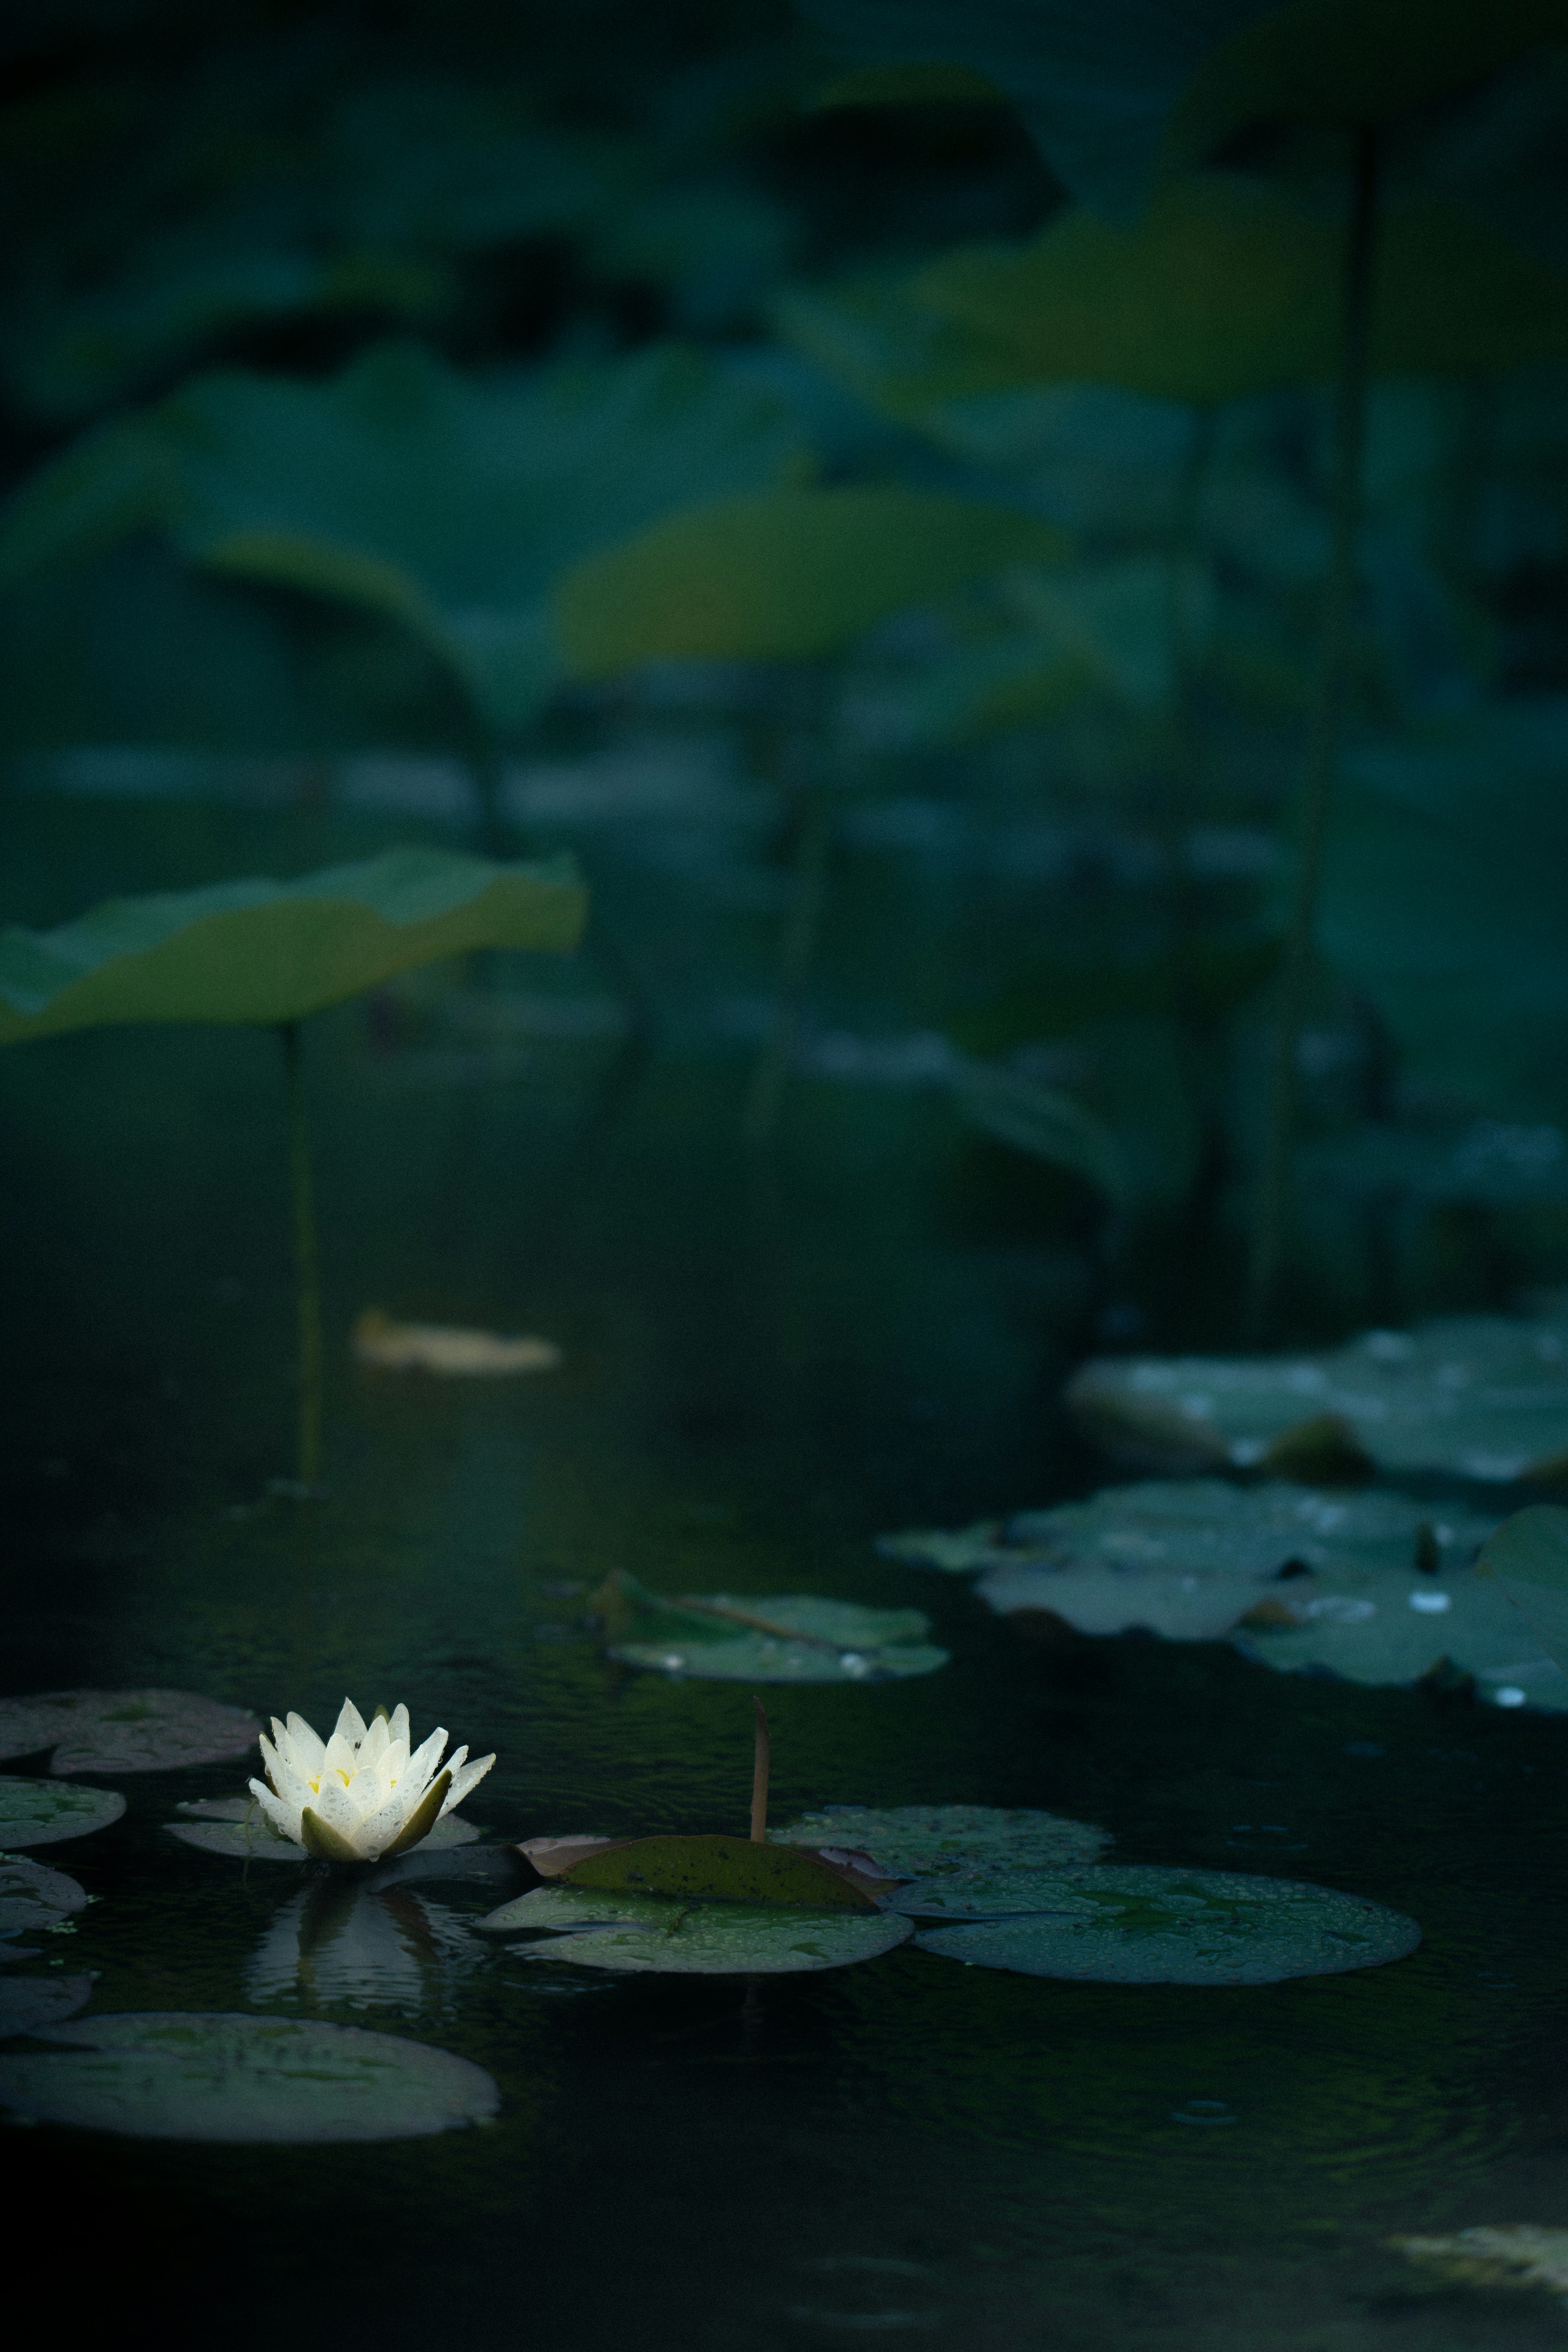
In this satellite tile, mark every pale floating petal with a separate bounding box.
[283,1714,326,1776]
[442,1753,495,1815]
[333,1699,368,1747]
[249,1781,303,1846]
[353,1308,561,1378]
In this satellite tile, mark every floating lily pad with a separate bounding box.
[482,1886,913,1975]
[0,1857,88,1935]
[166,1795,481,1862]
[913,1865,1420,1985]
[1232,1555,1568,1710]
[0,1780,125,1848]
[0,2012,499,2141]
[0,1688,260,1775]
[1477,1506,1568,1675]
[561,1833,887,1909]
[771,1803,1109,1880]
[0,1975,94,2036]
[881,1483,1497,1640]
[593,1569,947,1683]
[1068,1316,1568,1483]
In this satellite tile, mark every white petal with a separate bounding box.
[360,1715,390,1764]
[342,1763,386,1824]
[380,1738,410,1786]
[259,1735,314,1812]
[441,1752,495,1814]
[322,1730,359,1783]
[403,1726,448,1797]
[333,1698,368,1748]
[250,1780,303,1845]
[444,1744,468,1782]
[355,1786,419,1859]
[389,1704,410,1747]
[310,1772,368,1852]
[284,1713,326,1775]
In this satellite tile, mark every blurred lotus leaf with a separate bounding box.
[0,1780,125,1848]
[0,2013,499,2142]
[0,849,584,1045]
[591,1568,948,1682]
[913,1862,1421,1982]
[351,1309,561,1378]
[1069,1314,1568,1483]
[1477,1505,1568,1675]
[0,1687,260,1773]
[882,1479,1498,1640]
[479,1884,913,1973]
[0,340,809,734]
[0,1856,88,1935]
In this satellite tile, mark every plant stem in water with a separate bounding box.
[279,1020,324,1491]
[749,1697,771,1842]
[1246,128,1381,1335]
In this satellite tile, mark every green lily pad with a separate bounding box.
[1476,1505,1568,1676]
[1232,1550,1567,1709]
[0,849,584,1045]
[0,1858,87,1935]
[0,1780,125,1848]
[771,1803,1109,1879]
[0,2013,499,2141]
[594,1570,947,1684]
[0,1975,94,2036]
[913,1865,1421,1984]
[562,1833,885,1909]
[1068,1316,1568,1484]
[166,1796,481,1862]
[482,1886,913,1975]
[881,1482,1498,1641]
[0,1688,260,1775]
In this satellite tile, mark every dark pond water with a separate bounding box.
[5,780,1568,2350]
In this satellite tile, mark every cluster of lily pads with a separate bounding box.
[880,1309,1568,1714]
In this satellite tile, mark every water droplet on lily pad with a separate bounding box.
[0,2013,499,2141]
[479,1886,912,1973]
[0,1688,259,1775]
[0,1779,125,1847]
[0,1857,88,1935]
[913,1865,1420,1984]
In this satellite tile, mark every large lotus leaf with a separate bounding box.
[803,0,1568,215]
[484,1885,912,1974]
[0,2013,499,2142]
[882,1481,1497,1641]
[1232,1556,1567,1706]
[555,486,1067,675]
[913,180,1568,405]
[1069,1314,1568,1483]
[166,1796,481,1863]
[595,1569,948,1683]
[1321,705,1568,1125]
[0,1781,125,1849]
[0,341,808,733]
[0,1858,87,1935]
[772,1803,1111,1882]
[0,1975,94,2036]
[913,1863,1420,1983]
[0,1688,260,1774]
[562,1834,883,1909]
[1477,1506,1568,1677]
[0,849,584,1045]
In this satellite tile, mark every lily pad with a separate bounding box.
[166,1795,481,1862]
[0,1975,94,2036]
[1477,1506,1568,1674]
[0,1857,88,1935]
[0,1780,125,1848]
[1068,1315,1568,1483]
[881,1482,1497,1641]
[0,849,584,1044]
[771,1803,1109,1880]
[593,1569,947,1683]
[0,2012,499,2142]
[913,1865,1420,1984]
[481,1886,913,1975]
[561,1833,888,1909]
[0,1688,260,1775]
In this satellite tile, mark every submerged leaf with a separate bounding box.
[772,1803,1109,1879]
[0,1857,88,1935]
[0,2013,499,2142]
[0,849,584,1044]
[0,1780,125,1848]
[481,1886,912,1975]
[593,1568,947,1683]
[561,1833,889,1909]
[0,1688,259,1775]
[351,1310,561,1377]
[1069,1316,1568,1483]
[914,1864,1420,1984]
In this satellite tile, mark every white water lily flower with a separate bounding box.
[249,1698,495,1863]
